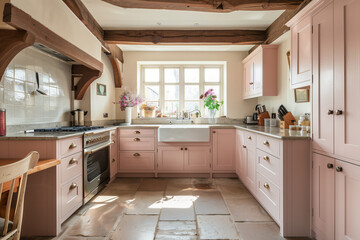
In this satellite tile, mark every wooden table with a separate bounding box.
[0,159,61,192]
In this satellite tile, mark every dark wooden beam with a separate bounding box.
[3,3,103,72]
[103,0,304,12]
[0,30,35,82]
[106,43,124,63]
[108,56,122,88]
[63,0,104,42]
[72,65,102,100]
[104,30,266,45]
[249,0,311,53]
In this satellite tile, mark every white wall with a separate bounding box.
[116,51,258,119]
[0,47,72,125]
[257,32,311,119]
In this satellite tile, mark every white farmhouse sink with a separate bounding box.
[158,125,210,142]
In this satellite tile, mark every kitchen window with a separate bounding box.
[140,64,225,116]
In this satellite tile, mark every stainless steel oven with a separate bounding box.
[83,131,113,203]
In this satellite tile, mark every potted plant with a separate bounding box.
[200,89,223,123]
[119,89,143,124]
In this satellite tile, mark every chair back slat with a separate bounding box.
[0,151,39,240]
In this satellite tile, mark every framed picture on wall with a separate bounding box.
[97,83,106,96]
[294,87,310,103]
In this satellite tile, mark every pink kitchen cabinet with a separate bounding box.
[109,130,118,179]
[243,133,257,194]
[290,15,312,89]
[212,129,236,171]
[235,130,243,178]
[312,2,334,154]
[157,146,184,171]
[312,153,335,240]
[334,0,360,161]
[184,146,211,171]
[242,45,278,99]
[335,159,360,240]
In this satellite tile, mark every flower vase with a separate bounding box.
[125,107,132,124]
[209,109,217,124]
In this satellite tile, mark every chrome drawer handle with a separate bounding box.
[133,153,141,157]
[69,183,77,190]
[69,158,78,164]
[134,130,141,134]
[263,156,270,161]
[69,143,77,149]
[263,141,269,146]
[134,138,141,142]
[264,183,270,189]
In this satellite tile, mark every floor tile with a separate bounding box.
[102,181,140,192]
[160,196,196,221]
[138,178,168,191]
[226,197,272,222]
[193,190,229,214]
[192,178,216,190]
[197,215,239,240]
[66,201,125,237]
[110,215,158,240]
[126,191,164,214]
[235,222,283,240]
[155,221,197,240]
[217,181,252,199]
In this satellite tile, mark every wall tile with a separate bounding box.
[14,67,26,80]
[14,80,25,92]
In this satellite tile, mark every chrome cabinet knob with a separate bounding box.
[327,163,334,169]
[328,110,334,115]
[133,153,141,157]
[336,110,343,115]
[336,166,343,172]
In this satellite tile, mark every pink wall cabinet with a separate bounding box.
[334,0,360,161]
[184,146,211,171]
[212,129,236,171]
[312,3,334,154]
[335,159,360,240]
[242,45,278,99]
[312,153,335,240]
[290,15,312,89]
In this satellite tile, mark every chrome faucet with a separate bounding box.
[189,110,201,119]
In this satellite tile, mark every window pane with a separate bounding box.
[185,101,200,112]
[145,101,159,108]
[144,68,159,82]
[185,85,199,100]
[145,85,159,101]
[165,101,179,114]
[204,85,220,98]
[184,68,199,83]
[205,68,220,82]
[164,68,179,83]
[165,85,179,100]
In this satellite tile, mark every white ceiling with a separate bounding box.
[116,44,254,51]
[83,0,284,30]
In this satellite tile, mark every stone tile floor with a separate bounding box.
[25,178,313,240]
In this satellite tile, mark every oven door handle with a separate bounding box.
[84,140,115,155]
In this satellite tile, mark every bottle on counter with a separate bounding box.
[0,108,6,136]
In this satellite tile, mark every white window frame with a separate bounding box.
[139,62,226,117]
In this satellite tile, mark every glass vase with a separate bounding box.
[208,109,217,124]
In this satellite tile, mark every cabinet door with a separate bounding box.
[184,146,211,171]
[244,144,256,194]
[312,3,334,154]
[335,160,360,240]
[334,0,360,161]
[252,51,263,95]
[157,146,184,171]
[212,129,236,171]
[235,130,243,177]
[312,153,335,240]
[110,131,118,179]
[243,61,253,98]
[291,16,312,89]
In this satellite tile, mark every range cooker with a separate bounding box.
[33,126,113,204]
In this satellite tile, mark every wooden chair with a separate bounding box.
[0,151,39,240]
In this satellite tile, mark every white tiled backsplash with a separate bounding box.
[0,47,72,125]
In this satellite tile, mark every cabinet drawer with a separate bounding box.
[244,132,256,147]
[256,135,280,158]
[256,149,280,187]
[119,137,155,151]
[61,175,83,221]
[257,173,280,222]
[60,152,83,184]
[119,152,154,171]
[59,137,82,158]
[119,129,155,138]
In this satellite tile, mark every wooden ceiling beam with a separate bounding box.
[249,0,311,53]
[102,0,304,12]
[104,30,266,45]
